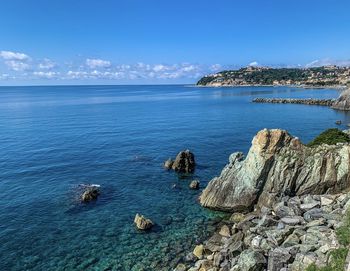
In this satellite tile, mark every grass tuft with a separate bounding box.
[306,209,350,271]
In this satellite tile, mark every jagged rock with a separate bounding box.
[267,247,291,271]
[230,213,245,223]
[81,186,100,202]
[164,158,174,170]
[193,244,204,259]
[173,263,187,271]
[236,249,266,271]
[189,180,200,190]
[218,225,231,237]
[320,195,334,206]
[134,213,154,230]
[280,216,304,226]
[172,150,196,173]
[331,88,350,111]
[200,129,350,212]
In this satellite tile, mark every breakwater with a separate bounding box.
[252,98,335,106]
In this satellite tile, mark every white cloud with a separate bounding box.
[38,59,56,70]
[86,58,111,69]
[4,60,30,71]
[210,64,222,72]
[0,50,30,61]
[33,71,60,79]
[248,61,259,67]
[305,58,350,68]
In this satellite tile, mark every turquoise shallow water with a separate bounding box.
[0,85,349,271]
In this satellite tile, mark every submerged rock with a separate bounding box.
[200,129,350,212]
[189,180,200,190]
[172,150,196,173]
[134,213,154,230]
[81,185,100,202]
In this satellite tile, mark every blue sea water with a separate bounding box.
[0,85,349,271]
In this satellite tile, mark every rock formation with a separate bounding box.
[171,150,196,173]
[332,88,350,111]
[200,129,350,212]
[134,213,154,230]
[81,186,100,202]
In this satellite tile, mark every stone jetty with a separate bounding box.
[252,98,335,106]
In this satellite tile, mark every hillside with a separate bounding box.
[197,66,350,87]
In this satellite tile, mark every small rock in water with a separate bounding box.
[164,158,174,170]
[172,150,196,173]
[134,213,154,230]
[189,180,200,190]
[335,120,342,125]
[81,186,100,202]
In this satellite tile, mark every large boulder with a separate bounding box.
[172,150,196,173]
[134,213,154,230]
[200,129,350,212]
[331,88,350,111]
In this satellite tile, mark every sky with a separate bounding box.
[0,0,350,85]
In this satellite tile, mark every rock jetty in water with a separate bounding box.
[253,98,335,106]
[164,150,196,174]
[200,129,350,212]
[134,213,154,230]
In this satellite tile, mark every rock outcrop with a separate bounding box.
[171,150,196,174]
[200,129,350,212]
[332,88,350,111]
[81,185,100,202]
[134,213,154,230]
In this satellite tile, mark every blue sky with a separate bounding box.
[1,0,350,85]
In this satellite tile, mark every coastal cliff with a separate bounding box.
[200,129,350,212]
[197,66,350,87]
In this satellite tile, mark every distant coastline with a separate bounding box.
[196,65,350,88]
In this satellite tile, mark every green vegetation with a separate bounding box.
[306,209,350,271]
[306,248,348,271]
[307,128,350,147]
[196,66,350,86]
[336,209,350,246]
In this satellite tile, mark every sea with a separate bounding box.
[0,85,348,271]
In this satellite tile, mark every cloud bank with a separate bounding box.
[1,50,350,84]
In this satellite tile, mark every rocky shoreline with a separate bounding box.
[176,192,350,271]
[173,129,350,271]
[252,98,335,106]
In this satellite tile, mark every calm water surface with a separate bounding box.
[0,85,349,271]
